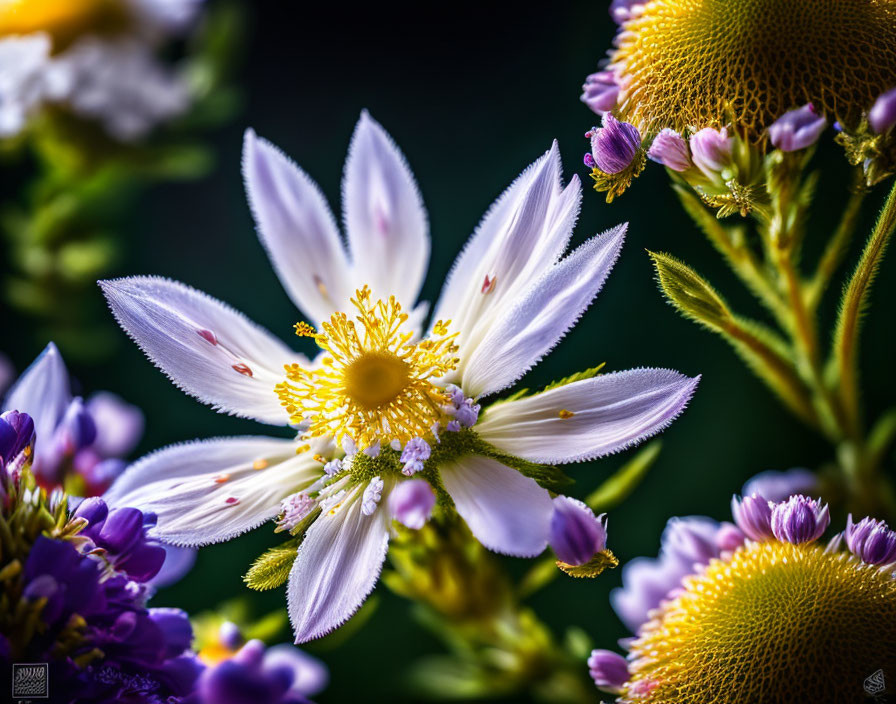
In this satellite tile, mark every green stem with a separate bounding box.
[833,180,896,439]
[807,184,866,310]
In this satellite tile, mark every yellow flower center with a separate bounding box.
[275,286,459,450]
[610,0,896,140]
[624,540,896,703]
[0,0,130,49]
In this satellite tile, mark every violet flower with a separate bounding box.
[768,104,827,151]
[581,70,619,115]
[869,87,896,134]
[549,496,607,566]
[588,113,641,174]
[844,515,896,566]
[770,495,830,544]
[648,129,692,171]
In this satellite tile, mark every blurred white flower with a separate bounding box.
[0,0,202,140]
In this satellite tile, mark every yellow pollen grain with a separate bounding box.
[558,409,575,419]
[274,286,460,450]
[252,459,268,470]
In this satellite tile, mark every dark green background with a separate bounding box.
[3,2,896,701]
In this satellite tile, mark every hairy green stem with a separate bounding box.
[833,180,896,440]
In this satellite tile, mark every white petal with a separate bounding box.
[343,111,429,306]
[432,143,581,357]
[288,484,390,643]
[477,369,700,464]
[100,276,303,425]
[440,455,552,557]
[243,129,353,324]
[461,224,625,396]
[104,436,315,546]
[3,342,71,468]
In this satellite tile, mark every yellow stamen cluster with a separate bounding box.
[623,541,896,703]
[275,286,460,450]
[0,0,131,50]
[610,0,896,140]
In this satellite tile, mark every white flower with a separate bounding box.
[0,0,200,140]
[101,112,699,642]
[0,34,53,137]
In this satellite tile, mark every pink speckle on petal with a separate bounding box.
[375,206,390,236]
[481,274,497,294]
[232,363,253,377]
[225,497,239,505]
[197,329,218,345]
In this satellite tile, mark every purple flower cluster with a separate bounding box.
[75,497,168,582]
[3,343,144,495]
[0,409,34,484]
[9,500,202,701]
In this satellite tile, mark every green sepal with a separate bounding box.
[648,250,731,330]
[243,541,299,592]
[556,549,619,578]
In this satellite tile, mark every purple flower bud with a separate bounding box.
[731,494,775,541]
[869,87,896,134]
[770,495,830,544]
[768,104,827,151]
[219,621,244,651]
[388,479,436,529]
[149,607,193,659]
[689,127,734,178]
[74,496,109,528]
[400,437,431,465]
[742,468,817,503]
[581,70,619,115]
[0,410,35,468]
[96,507,145,554]
[549,496,607,566]
[55,397,97,454]
[588,649,630,693]
[454,400,480,428]
[844,514,896,565]
[590,113,641,174]
[648,128,692,171]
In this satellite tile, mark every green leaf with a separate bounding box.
[243,543,298,591]
[648,251,731,330]
[585,440,662,512]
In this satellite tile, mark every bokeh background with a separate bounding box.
[2,2,895,700]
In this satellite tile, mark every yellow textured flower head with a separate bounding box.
[624,541,896,702]
[609,0,896,140]
[275,286,460,451]
[591,493,896,702]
